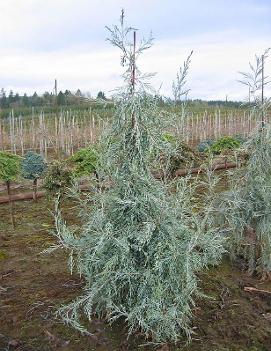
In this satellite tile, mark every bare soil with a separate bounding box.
[0,197,271,351]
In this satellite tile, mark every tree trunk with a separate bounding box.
[7,181,15,229]
[33,178,38,201]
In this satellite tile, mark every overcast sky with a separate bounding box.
[0,0,270,100]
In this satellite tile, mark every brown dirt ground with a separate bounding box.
[0,197,271,351]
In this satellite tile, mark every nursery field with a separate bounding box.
[1,9,271,351]
[1,196,271,351]
[0,106,268,157]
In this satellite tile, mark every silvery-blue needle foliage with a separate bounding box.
[172,50,193,105]
[216,126,271,279]
[51,12,224,343]
[238,48,271,117]
[171,50,193,137]
[216,50,271,279]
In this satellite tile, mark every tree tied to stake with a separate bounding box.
[215,125,271,280]
[22,151,46,201]
[216,50,271,280]
[0,151,21,227]
[50,12,225,343]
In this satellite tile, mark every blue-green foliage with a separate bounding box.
[234,134,247,144]
[50,14,225,343]
[216,126,271,277]
[21,151,46,180]
[197,139,214,153]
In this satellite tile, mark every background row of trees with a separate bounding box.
[0,88,107,108]
[0,88,242,110]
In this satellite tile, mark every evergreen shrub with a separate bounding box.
[49,13,225,343]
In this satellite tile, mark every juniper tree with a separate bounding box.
[215,126,271,279]
[215,50,271,279]
[21,151,46,201]
[50,12,224,343]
